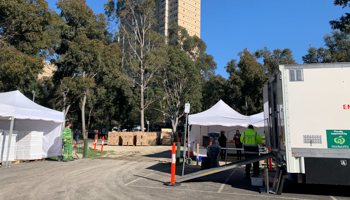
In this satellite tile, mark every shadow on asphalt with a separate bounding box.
[145,161,261,192]
[282,180,350,198]
[144,150,172,159]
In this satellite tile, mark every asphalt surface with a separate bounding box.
[0,158,349,200]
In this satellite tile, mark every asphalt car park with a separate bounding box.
[0,154,349,200]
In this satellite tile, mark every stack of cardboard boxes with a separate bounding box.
[161,132,172,145]
[107,132,161,146]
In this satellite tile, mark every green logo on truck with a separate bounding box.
[327,130,350,149]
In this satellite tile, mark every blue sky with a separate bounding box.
[47,0,345,79]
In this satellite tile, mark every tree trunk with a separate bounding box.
[141,84,144,133]
[171,117,179,134]
[81,92,87,139]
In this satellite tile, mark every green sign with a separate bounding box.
[326,130,350,149]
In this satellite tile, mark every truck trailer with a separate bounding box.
[263,63,350,186]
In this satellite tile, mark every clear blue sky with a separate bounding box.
[47,0,345,79]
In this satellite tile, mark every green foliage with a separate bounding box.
[168,24,217,78]
[0,0,57,95]
[156,47,202,131]
[54,0,127,136]
[303,31,350,63]
[105,0,167,131]
[0,0,54,55]
[0,41,43,93]
[201,74,227,111]
[330,0,350,33]
[255,47,296,75]
[225,49,267,115]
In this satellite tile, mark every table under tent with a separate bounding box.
[0,91,64,167]
[188,100,265,156]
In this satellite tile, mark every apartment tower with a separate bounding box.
[155,0,201,38]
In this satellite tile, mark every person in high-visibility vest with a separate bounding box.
[262,132,266,145]
[62,122,73,162]
[240,124,262,178]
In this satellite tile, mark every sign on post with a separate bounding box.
[184,103,190,114]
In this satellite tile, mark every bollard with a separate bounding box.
[164,143,181,186]
[93,135,97,150]
[101,136,105,153]
[176,138,180,164]
[268,148,273,171]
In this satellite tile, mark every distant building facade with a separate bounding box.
[38,61,56,80]
[155,0,201,37]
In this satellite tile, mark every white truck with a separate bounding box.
[263,63,350,186]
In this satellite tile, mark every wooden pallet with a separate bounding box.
[0,160,20,166]
[20,158,46,163]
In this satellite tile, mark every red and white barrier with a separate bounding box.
[164,143,181,186]
[101,136,105,153]
[94,135,97,150]
[74,140,77,147]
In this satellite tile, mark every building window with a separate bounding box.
[183,9,185,11]
[289,69,304,81]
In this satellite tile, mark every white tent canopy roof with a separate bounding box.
[189,99,263,127]
[0,90,64,123]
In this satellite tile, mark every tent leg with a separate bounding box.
[2,117,15,168]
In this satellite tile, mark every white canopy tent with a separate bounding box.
[188,100,264,153]
[0,90,64,167]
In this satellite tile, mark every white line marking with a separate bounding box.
[330,196,337,200]
[128,185,312,200]
[125,167,170,186]
[217,170,236,193]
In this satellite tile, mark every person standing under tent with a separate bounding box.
[74,129,79,144]
[62,122,73,162]
[218,130,227,160]
[233,130,242,160]
[240,125,262,178]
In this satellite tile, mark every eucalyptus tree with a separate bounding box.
[330,0,350,33]
[226,49,267,115]
[303,31,350,63]
[105,0,167,132]
[55,0,121,139]
[155,47,202,132]
[255,47,296,75]
[0,0,56,95]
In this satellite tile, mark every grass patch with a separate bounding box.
[46,156,58,160]
[75,147,114,159]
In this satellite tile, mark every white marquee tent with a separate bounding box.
[0,90,64,165]
[188,100,264,153]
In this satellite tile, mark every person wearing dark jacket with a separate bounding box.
[218,130,227,160]
[233,130,242,160]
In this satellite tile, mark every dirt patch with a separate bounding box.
[74,144,173,163]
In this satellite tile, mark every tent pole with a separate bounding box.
[182,113,188,176]
[3,117,14,168]
[225,131,229,166]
